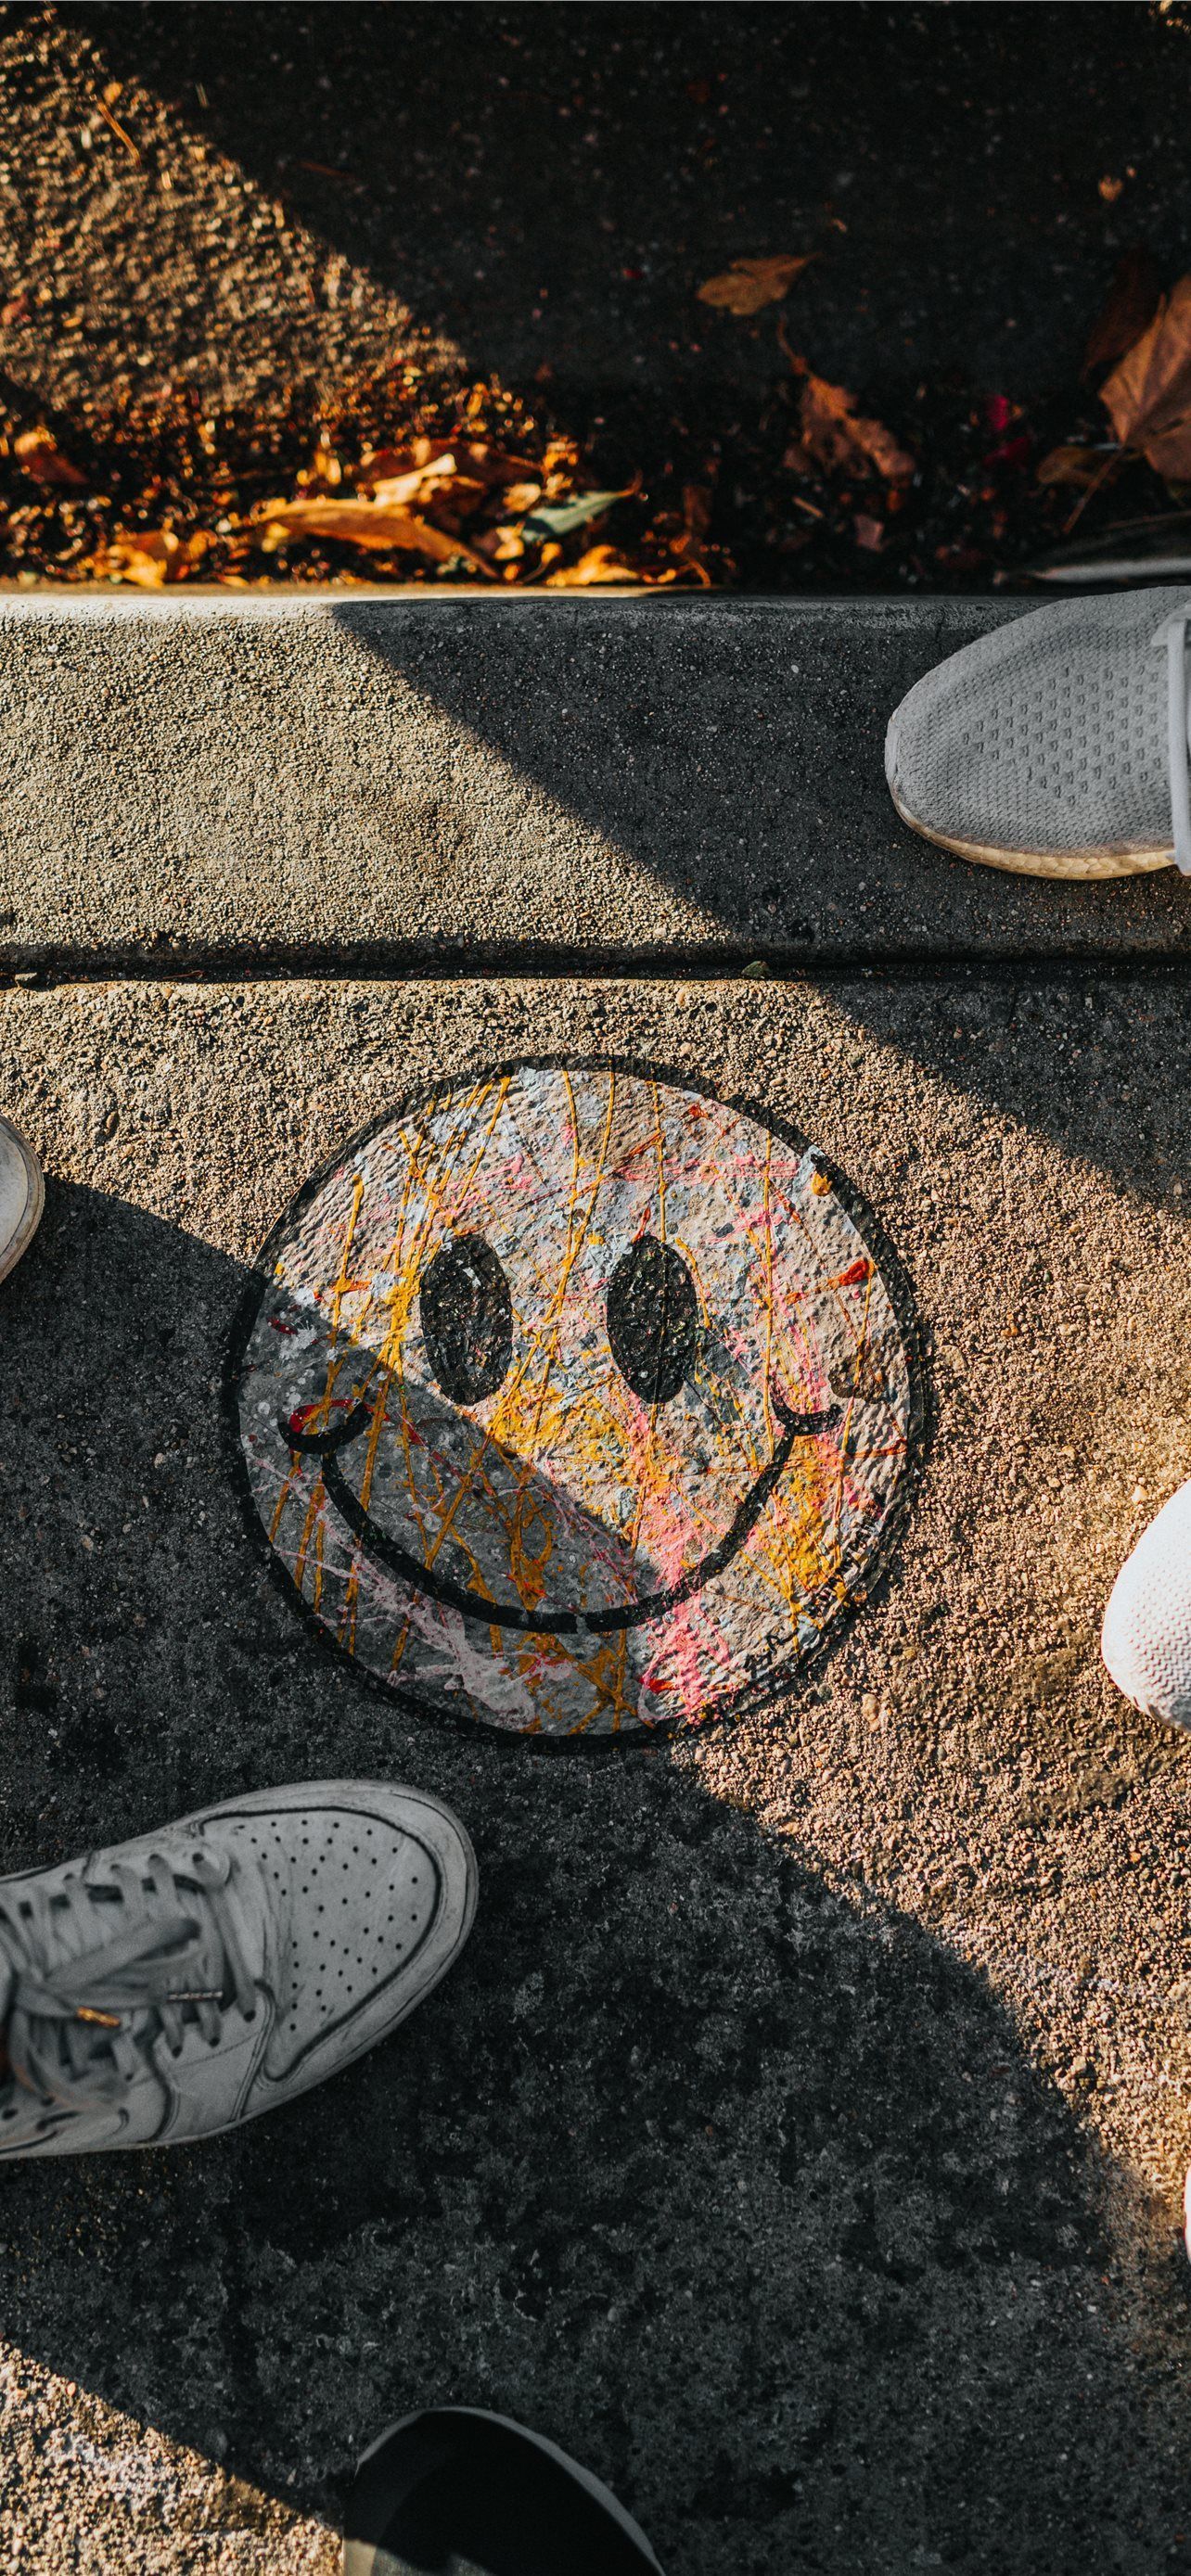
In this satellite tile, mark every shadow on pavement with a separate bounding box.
[67,5,1191,427]
[324,599,1191,976]
[0,1182,1186,2571]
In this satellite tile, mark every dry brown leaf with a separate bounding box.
[499,480,543,515]
[256,496,494,575]
[1035,443,1106,488]
[91,529,209,589]
[1101,274,1191,478]
[665,481,717,586]
[794,370,914,485]
[356,441,442,481]
[14,426,86,489]
[544,543,640,588]
[359,439,539,495]
[309,443,343,489]
[1082,246,1162,379]
[852,513,885,552]
[464,443,544,488]
[366,452,460,507]
[697,254,813,317]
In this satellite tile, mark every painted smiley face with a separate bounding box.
[229,1058,923,1737]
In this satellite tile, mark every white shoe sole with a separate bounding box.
[888,777,1174,883]
[0,1113,44,1284]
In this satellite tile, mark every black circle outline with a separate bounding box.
[224,1052,929,1748]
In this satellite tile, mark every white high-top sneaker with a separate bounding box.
[1101,1478,1191,1730]
[0,1781,476,2155]
[886,588,1191,880]
[0,1111,43,1283]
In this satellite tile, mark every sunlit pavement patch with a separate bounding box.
[229,1056,924,1737]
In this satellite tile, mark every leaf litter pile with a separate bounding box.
[7,248,1191,593]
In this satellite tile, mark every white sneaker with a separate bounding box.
[0,1111,43,1282]
[886,587,1191,880]
[1101,1478,1191,1728]
[0,1780,476,2155]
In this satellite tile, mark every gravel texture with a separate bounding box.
[5,7,1191,594]
[0,972,1189,2573]
[3,5,1190,419]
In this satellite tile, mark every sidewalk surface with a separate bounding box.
[1,595,1190,2575]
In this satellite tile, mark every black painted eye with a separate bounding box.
[606,1234,699,1406]
[419,1234,513,1406]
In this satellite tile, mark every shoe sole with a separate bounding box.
[0,1114,44,1284]
[888,778,1175,882]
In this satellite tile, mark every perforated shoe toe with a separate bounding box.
[1101,1478,1191,1728]
[886,588,1191,880]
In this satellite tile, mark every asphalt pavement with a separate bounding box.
[0,595,1189,2573]
[4,6,1191,2570]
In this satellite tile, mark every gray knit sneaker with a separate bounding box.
[0,1112,43,1283]
[886,588,1191,880]
[0,1781,476,2155]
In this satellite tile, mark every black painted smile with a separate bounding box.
[281,1387,840,1636]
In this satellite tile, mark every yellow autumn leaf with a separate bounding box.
[544,544,641,588]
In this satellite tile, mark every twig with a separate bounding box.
[95,95,139,162]
[1061,444,1124,537]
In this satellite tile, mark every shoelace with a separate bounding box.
[1152,602,1191,874]
[0,1845,258,2107]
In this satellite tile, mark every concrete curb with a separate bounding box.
[4,592,1190,973]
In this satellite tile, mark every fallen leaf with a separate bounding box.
[1098,175,1124,204]
[664,479,720,585]
[983,432,1031,471]
[1082,246,1162,379]
[1035,443,1107,488]
[255,496,494,575]
[1101,274,1191,478]
[853,513,885,551]
[1,292,29,325]
[14,426,86,489]
[91,529,209,588]
[366,452,460,507]
[357,440,451,482]
[984,394,1018,434]
[794,369,915,485]
[359,438,540,495]
[308,442,342,489]
[697,253,813,316]
[498,480,543,515]
[522,487,627,540]
[544,543,640,587]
